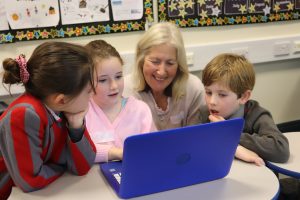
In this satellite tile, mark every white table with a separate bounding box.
[9,160,279,200]
[266,132,300,178]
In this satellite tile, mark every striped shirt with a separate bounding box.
[0,93,96,199]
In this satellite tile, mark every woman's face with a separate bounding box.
[142,44,178,95]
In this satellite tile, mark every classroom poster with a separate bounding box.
[5,0,59,29]
[198,0,222,17]
[0,0,9,31]
[248,0,271,14]
[59,0,110,25]
[111,0,144,21]
[272,0,294,12]
[0,0,152,43]
[158,0,300,27]
[224,0,249,15]
[168,0,195,17]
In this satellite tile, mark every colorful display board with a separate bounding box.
[1,0,299,44]
[158,0,300,27]
[0,0,153,44]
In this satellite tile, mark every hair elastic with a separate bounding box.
[15,54,29,84]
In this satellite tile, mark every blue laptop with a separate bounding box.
[100,118,244,199]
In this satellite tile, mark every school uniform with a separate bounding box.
[0,93,96,199]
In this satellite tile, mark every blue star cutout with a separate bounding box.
[127,23,132,30]
[194,19,199,25]
[229,17,235,24]
[82,27,89,34]
[58,28,65,37]
[105,25,111,33]
[34,31,40,39]
[5,33,14,42]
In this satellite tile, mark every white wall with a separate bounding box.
[1,20,300,123]
[252,58,300,123]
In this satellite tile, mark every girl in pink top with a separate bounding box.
[85,40,156,163]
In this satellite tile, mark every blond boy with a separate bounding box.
[202,53,289,166]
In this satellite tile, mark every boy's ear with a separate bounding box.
[239,90,251,104]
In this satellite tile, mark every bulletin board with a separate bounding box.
[0,0,153,44]
[158,0,300,27]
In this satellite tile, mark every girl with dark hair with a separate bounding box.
[0,41,96,199]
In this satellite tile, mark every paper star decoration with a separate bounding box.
[273,4,280,13]
[186,0,195,9]
[178,0,186,9]
[179,8,187,18]
[200,9,208,18]
[169,1,178,12]
[263,5,271,15]
[211,6,221,16]
[287,2,294,11]
[198,0,206,7]
[249,3,256,13]
[215,0,223,7]
[239,4,247,14]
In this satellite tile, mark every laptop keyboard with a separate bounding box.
[110,168,122,184]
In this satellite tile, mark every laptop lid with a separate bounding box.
[101,118,244,199]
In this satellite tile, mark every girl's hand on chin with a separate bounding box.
[64,107,89,129]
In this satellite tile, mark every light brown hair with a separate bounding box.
[85,39,123,66]
[202,53,255,98]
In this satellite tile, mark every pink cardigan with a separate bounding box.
[85,96,156,162]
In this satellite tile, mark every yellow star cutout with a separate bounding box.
[178,8,187,18]
[215,0,223,6]
[239,4,247,14]
[169,1,177,12]
[249,3,256,13]
[235,16,242,23]
[198,0,206,7]
[186,0,195,9]
[273,4,280,13]
[200,9,208,18]
[269,14,275,21]
[178,0,186,9]
[217,17,223,25]
[287,2,294,11]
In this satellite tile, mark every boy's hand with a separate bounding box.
[235,145,265,166]
[64,107,89,129]
[209,114,225,122]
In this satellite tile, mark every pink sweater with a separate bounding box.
[85,96,156,162]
